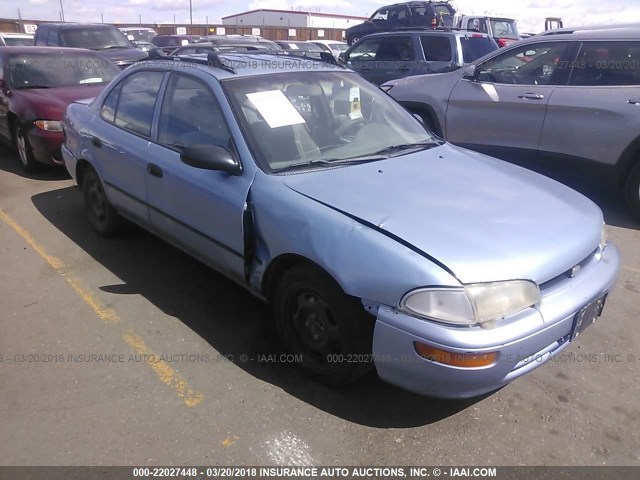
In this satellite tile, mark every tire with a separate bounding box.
[82,167,123,236]
[14,124,39,172]
[624,162,640,221]
[273,264,375,386]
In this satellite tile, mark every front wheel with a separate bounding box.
[82,167,123,236]
[14,124,39,172]
[273,264,374,386]
[624,162,640,221]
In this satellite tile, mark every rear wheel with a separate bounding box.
[82,167,123,236]
[273,264,374,386]
[14,124,39,172]
[624,162,640,221]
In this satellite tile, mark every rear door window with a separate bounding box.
[113,71,164,137]
[569,41,640,86]
[420,36,452,62]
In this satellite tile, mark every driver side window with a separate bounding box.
[477,42,570,85]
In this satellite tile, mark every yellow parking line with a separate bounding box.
[0,208,204,407]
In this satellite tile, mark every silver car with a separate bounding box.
[383,28,640,220]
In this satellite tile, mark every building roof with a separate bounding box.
[222,9,367,21]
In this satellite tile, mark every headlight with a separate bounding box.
[401,280,540,328]
[34,120,63,132]
[600,223,608,251]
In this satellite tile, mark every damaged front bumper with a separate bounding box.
[371,242,621,398]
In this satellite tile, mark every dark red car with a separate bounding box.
[0,47,120,171]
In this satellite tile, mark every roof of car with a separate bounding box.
[358,28,493,38]
[528,26,640,41]
[39,23,118,29]
[0,46,108,57]
[531,26,640,40]
[134,52,344,80]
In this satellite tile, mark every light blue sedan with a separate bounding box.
[61,53,620,398]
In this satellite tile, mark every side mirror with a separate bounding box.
[464,64,479,80]
[180,144,241,175]
[338,51,348,64]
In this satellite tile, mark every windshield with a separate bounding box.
[332,43,349,52]
[7,52,120,89]
[61,27,132,50]
[491,19,519,40]
[459,36,498,63]
[121,29,157,43]
[4,36,33,46]
[223,71,438,172]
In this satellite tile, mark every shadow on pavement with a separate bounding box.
[32,185,481,428]
[0,143,70,181]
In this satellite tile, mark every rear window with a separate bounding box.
[4,37,33,47]
[491,19,519,40]
[459,36,498,63]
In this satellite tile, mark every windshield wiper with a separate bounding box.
[272,154,387,173]
[98,45,128,50]
[372,141,441,157]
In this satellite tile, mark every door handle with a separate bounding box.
[518,93,545,100]
[628,98,640,105]
[147,163,163,178]
[91,135,102,148]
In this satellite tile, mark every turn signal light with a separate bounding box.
[414,342,498,368]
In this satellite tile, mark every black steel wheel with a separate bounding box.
[273,264,374,385]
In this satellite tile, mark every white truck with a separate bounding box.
[454,14,520,47]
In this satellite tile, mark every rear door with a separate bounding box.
[540,40,640,170]
[90,70,165,224]
[446,40,572,162]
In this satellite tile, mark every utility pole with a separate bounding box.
[101,13,104,23]
[139,14,142,25]
[59,0,65,22]
[189,0,193,25]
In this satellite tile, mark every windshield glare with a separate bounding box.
[224,71,436,172]
[491,20,519,40]
[8,53,120,89]
[61,27,131,50]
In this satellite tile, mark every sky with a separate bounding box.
[2,0,640,34]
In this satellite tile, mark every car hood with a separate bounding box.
[282,144,603,285]
[14,85,105,120]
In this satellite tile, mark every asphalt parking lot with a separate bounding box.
[0,143,639,467]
